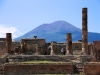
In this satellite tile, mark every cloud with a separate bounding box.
[0,25,23,39]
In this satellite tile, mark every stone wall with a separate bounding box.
[11,42,20,51]
[4,62,100,75]
[4,63,74,75]
[0,42,20,56]
[21,39,46,54]
[56,42,82,55]
[84,63,100,75]
[72,42,82,50]
[0,38,6,42]
[93,41,100,61]
[0,40,94,56]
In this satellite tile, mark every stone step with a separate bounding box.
[0,71,4,74]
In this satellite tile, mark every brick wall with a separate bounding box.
[4,63,74,75]
[84,63,100,75]
[93,41,100,61]
[0,42,20,56]
[21,39,46,54]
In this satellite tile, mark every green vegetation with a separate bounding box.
[18,60,71,64]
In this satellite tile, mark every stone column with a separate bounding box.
[50,42,57,55]
[82,8,88,54]
[35,46,41,55]
[66,33,73,55]
[6,33,12,53]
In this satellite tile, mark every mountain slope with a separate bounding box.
[14,20,100,42]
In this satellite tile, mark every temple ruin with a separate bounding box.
[0,7,100,75]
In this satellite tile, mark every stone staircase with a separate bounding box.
[0,65,4,75]
[74,62,84,74]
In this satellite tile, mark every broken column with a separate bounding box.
[82,8,88,54]
[66,33,73,55]
[35,46,41,55]
[6,33,12,53]
[50,41,57,55]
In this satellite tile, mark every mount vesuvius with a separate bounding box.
[14,21,100,42]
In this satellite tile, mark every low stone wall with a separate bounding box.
[8,55,92,62]
[4,63,74,75]
[84,63,100,75]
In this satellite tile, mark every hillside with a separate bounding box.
[14,20,100,42]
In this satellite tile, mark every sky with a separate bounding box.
[0,0,100,38]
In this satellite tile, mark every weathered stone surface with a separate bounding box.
[6,33,12,53]
[84,63,100,75]
[20,38,46,55]
[35,46,41,55]
[50,42,57,55]
[82,8,88,54]
[93,41,100,61]
[66,33,73,54]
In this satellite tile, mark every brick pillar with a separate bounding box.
[82,8,88,54]
[35,46,41,55]
[66,33,73,55]
[6,33,12,53]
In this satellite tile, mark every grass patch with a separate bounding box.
[21,60,71,64]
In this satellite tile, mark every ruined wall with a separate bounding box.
[55,42,82,55]
[11,42,20,51]
[0,42,20,56]
[0,42,6,56]
[4,63,74,75]
[21,39,46,54]
[72,42,82,50]
[84,63,100,75]
[0,38,6,42]
[93,41,100,61]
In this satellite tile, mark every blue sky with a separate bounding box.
[0,0,100,38]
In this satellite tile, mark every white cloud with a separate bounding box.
[0,25,23,39]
